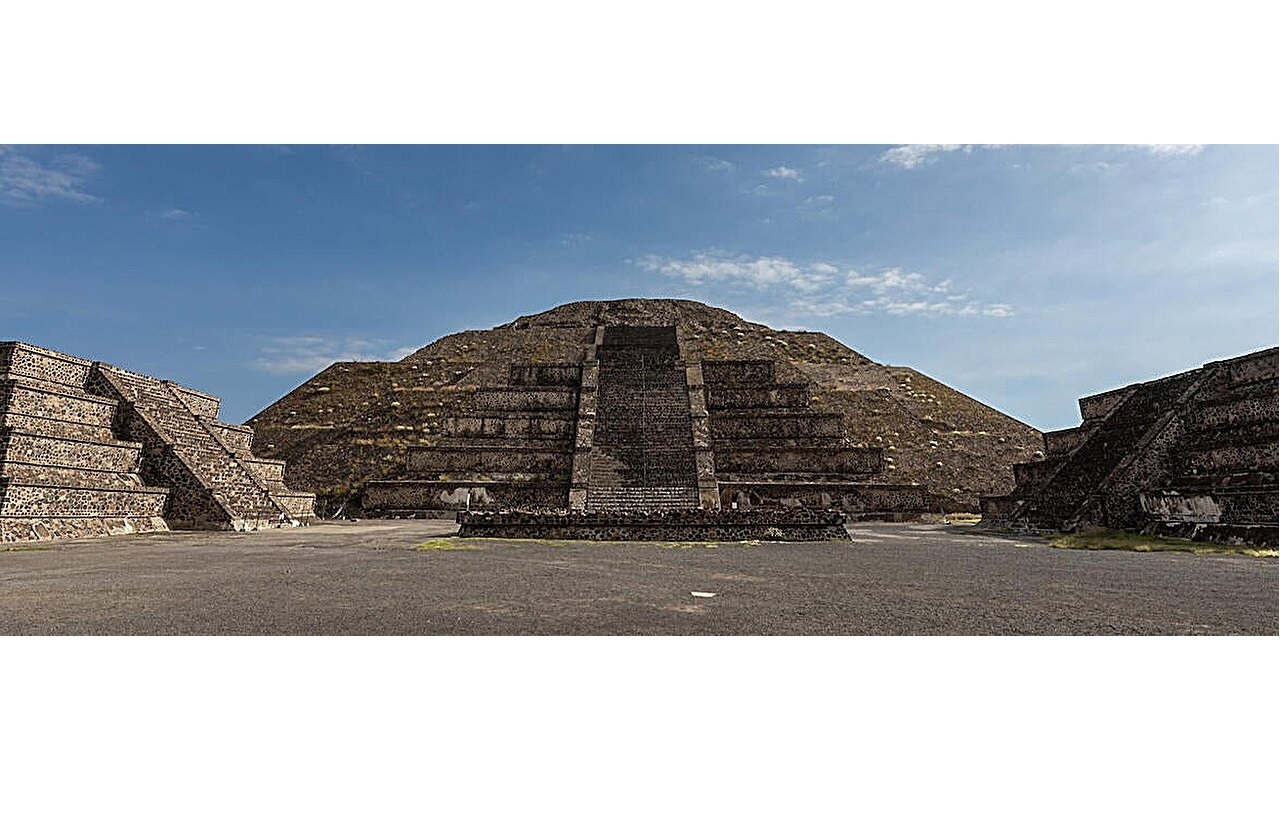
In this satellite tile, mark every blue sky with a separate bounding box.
[1,144,1275,430]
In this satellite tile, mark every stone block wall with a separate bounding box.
[0,342,169,543]
[359,325,938,523]
[362,346,581,515]
[981,348,1278,546]
[94,365,315,529]
[0,340,315,542]
[457,508,850,542]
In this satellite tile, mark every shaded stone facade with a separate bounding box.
[980,348,1278,547]
[1,341,315,543]
[359,315,939,526]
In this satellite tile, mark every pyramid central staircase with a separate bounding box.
[584,326,701,510]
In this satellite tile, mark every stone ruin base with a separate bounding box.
[1142,521,1278,548]
[1,515,169,544]
[456,508,851,542]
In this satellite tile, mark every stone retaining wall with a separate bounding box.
[457,508,850,542]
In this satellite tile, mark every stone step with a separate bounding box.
[709,412,844,440]
[705,383,811,409]
[0,480,168,518]
[701,360,777,386]
[407,446,573,478]
[209,421,253,452]
[0,378,119,427]
[586,485,700,510]
[0,341,93,390]
[0,410,116,442]
[1140,486,1278,527]
[240,457,286,482]
[471,387,578,411]
[1174,442,1278,476]
[0,461,147,488]
[0,428,142,472]
[1183,394,1278,432]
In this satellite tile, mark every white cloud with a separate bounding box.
[1141,144,1204,157]
[633,252,833,292]
[633,251,1014,318]
[252,336,417,375]
[764,166,803,181]
[878,144,967,169]
[0,146,101,203]
[159,207,197,221]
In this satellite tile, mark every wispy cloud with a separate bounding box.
[880,143,1206,170]
[697,156,734,173]
[252,336,417,375]
[0,146,102,203]
[633,252,833,292]
[632,251,1013,318]
[764,166,803,181]
[1140,144,1204,157]
[798,194,836,215]
[158,207,198,221]
[878,144,969,169]
[559,231,593,248]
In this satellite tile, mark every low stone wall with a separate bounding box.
[457,508,850,542]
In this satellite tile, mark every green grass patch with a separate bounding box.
[1050,529,1277,558]
[1,544,54,552]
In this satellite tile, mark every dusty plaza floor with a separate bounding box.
[1,520,1276,635]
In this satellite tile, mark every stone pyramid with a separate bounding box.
[248,299,1043,518]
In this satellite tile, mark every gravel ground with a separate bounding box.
[1,520,1275,635]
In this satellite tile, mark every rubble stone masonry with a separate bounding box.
[1,341,315,543]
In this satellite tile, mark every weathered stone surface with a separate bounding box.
[0,340,315,543]
[251,300,1042,513]
[456,508,851,542]
[981,348,1279,547]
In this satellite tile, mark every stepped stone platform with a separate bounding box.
[250,299,1042,541]
[1,341,315,543]
[357,317,918,531]
[980,348,1278,547]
